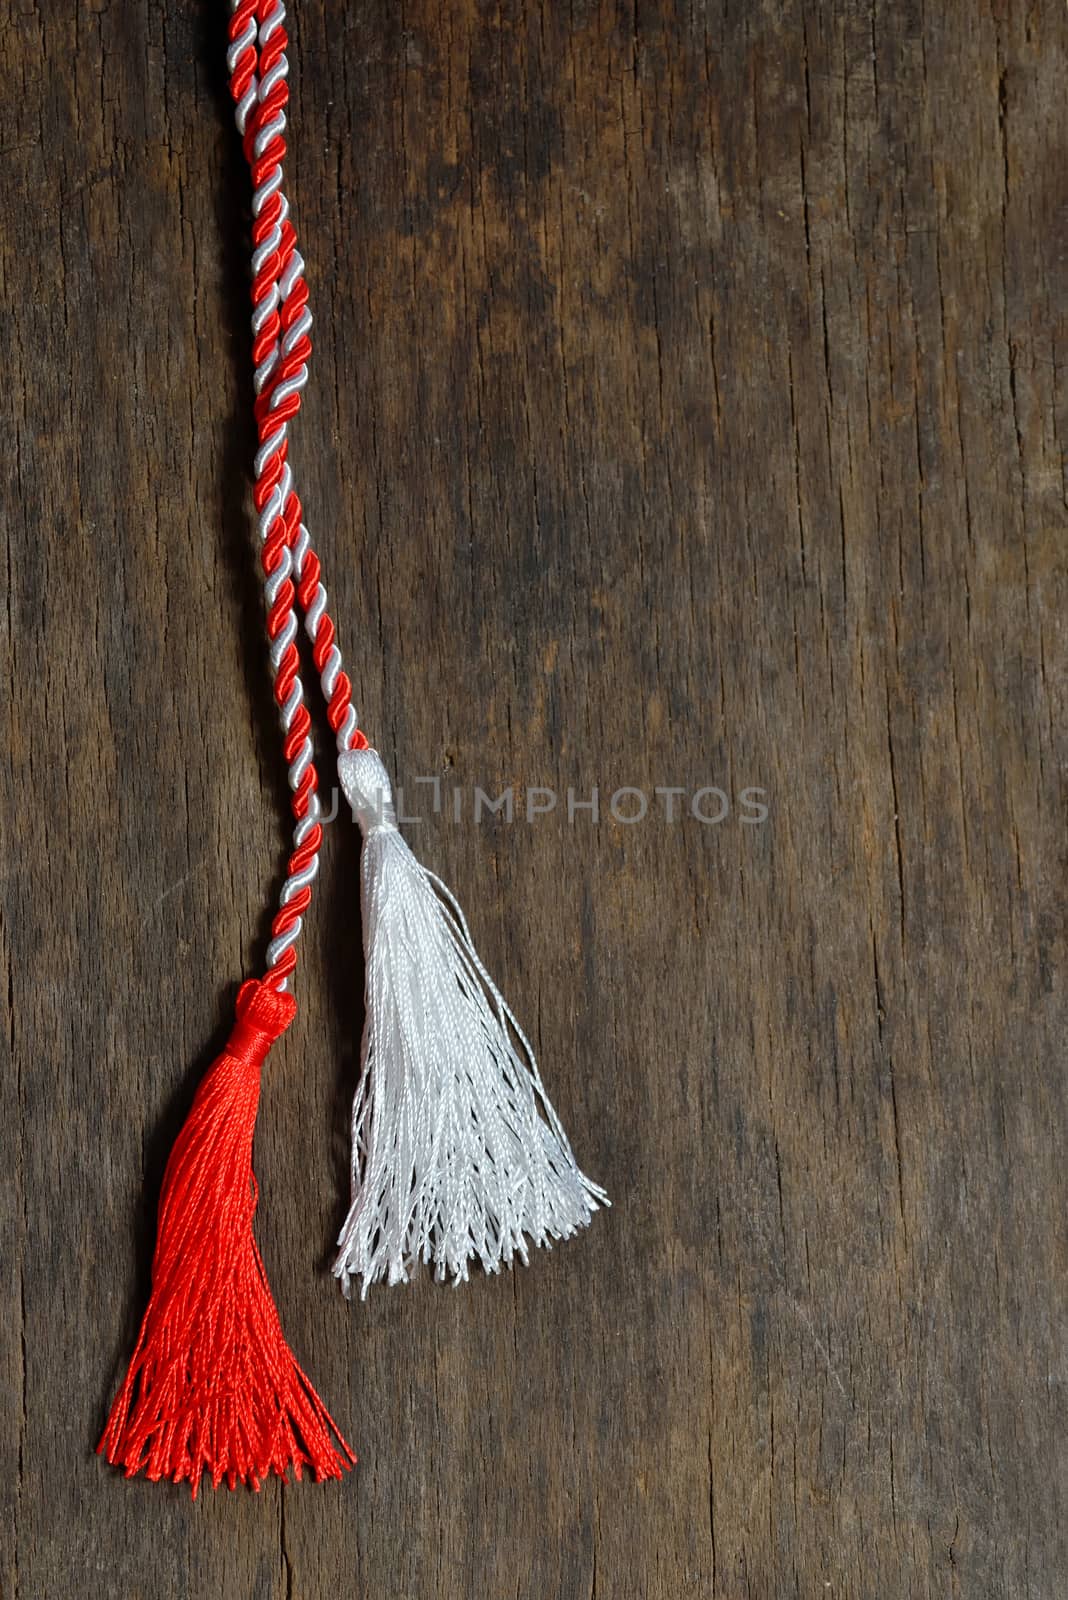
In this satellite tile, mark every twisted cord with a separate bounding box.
[248,1,361,756]
[227,0,321,988]
[227,0,367,986]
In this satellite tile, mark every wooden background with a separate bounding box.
[1,1,1065,1595]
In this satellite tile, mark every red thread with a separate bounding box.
[98,982,355,1496]
[100,5,365,1498]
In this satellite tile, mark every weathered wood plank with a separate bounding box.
[1,2,1064,1595]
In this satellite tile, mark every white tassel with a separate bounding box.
[333,747,608,1299]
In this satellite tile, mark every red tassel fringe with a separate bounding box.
[99,980,355,1496]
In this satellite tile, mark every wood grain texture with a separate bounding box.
[1,1,1065,1595]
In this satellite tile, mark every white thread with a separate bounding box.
[333,748,608,1298]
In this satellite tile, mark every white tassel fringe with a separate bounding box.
[333,747,608,1299]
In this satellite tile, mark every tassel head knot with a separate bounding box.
[228,978,298,1069]
[339,747,398,837]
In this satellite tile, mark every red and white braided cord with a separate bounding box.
[227,0,366,990]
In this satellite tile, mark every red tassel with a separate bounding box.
[99,980,355,1496]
